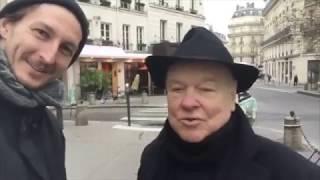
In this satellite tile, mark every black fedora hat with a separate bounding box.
[145,27,259,92]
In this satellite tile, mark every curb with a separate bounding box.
[297,90,320,98]
[62,104,167,110]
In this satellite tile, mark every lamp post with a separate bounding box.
[125,83,131,126]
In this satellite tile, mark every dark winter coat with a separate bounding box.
[138,105,320,180]
[0,95,66,180]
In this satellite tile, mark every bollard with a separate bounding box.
[141,90,148,104]
[88,92,96,105]
[283,114,303,150]
[74,105,88,126]
[125,83,131,126]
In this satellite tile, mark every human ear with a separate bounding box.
[0,18,12,39]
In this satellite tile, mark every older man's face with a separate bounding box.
[166,62,237,143]
[0,4,82,89]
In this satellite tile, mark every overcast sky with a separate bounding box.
[203,0,267,35]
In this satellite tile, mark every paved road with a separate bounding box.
[250,83,320,148]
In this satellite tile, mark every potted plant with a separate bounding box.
[80,69,110,105]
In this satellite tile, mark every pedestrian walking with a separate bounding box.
[268,74,271,83]
[138,27,320,180]
[294,75,299,86]
[0,0,88,179]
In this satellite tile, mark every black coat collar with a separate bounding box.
[139,105,271,180]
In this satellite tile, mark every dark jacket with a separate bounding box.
[0,95,66,180]
[138,105,320,180]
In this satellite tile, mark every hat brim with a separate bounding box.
[146,56,259,93]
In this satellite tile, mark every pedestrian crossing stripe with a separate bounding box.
[120,117,166,121]
[112,124,162,132]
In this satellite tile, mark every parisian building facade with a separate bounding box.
[302,0,320,87]
[261,0,319,85]
[0,0,205,52]
[0,0,206,97]
[78,0,205,53]
[228,3,264,66]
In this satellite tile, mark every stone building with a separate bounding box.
[0,0,206,98]
[261,0,319,86]
[228,2,264,65]
[302,0,320,88]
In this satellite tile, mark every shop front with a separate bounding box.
[64,45,151,103]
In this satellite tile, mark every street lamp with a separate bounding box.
[125,83,131,126]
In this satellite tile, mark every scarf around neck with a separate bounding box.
[0,48,64,108]
[163,113,236,166]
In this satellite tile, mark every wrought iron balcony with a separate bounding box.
[100,0,111,7]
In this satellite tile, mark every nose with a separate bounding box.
[39,42,59,65]
[180,89,200,110]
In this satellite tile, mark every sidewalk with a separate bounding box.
[255,80,320,97]
[64,120,317,180]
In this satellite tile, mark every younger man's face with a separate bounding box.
[0,4,82,89]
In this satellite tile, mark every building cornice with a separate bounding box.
[79,1,148,16]
[149,2,205,20]
[228,22,263,28]
[261,27,291,46]
[263,0,278,16]
[263,54,300,61]
[228,32,264,38]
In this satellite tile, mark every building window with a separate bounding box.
[88,19,93,38]
[135,0,145,11]
[176,0,184,10]
[121,0,131,9]
[190,0,197,14]
[176,22,183,42]
[159,0,168,7]
[160,20,167,41]
[101,22,111,40]
[100,0,111,7]
[122,24,130,50]
[136,26,145,51]
[191,0,195,10]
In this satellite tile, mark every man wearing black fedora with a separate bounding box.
[138,27,320,180]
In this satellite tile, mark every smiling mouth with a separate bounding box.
[26,60,48,74]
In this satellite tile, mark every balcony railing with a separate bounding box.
[159,2,169,7]
[101,39,114,46]
[137,43,147,51]
[86,39,114,46]
[135,2,145,11]
[261,27,291,46]
[190,9,198,14]
[78,0,90,3]
[100,0,111,7]
[176,5,184,11]
[120,0,131,9]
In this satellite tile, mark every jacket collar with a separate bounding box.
[145,105,271,180]
[217,104,271,180]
